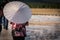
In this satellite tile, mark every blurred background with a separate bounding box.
[0,0,60,40]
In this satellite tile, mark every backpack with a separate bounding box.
[12,23,26,37]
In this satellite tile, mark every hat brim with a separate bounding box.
[3,1,32,23]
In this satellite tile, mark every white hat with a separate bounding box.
[3,1,32,24]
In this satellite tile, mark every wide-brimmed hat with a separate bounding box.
[3,1,32,24]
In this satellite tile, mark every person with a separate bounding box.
[0,6,3,34]
[10,22,29,40]
[1,0,9,30]
[3,16,8,30]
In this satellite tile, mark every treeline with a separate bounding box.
[0,0,60,8]
[26,2,60,9]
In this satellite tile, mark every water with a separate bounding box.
[26,15,60,40]
[0,15,60,40]
[30,15,60,22]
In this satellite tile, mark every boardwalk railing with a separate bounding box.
[31,8,60,16]
[29,21,60,25]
